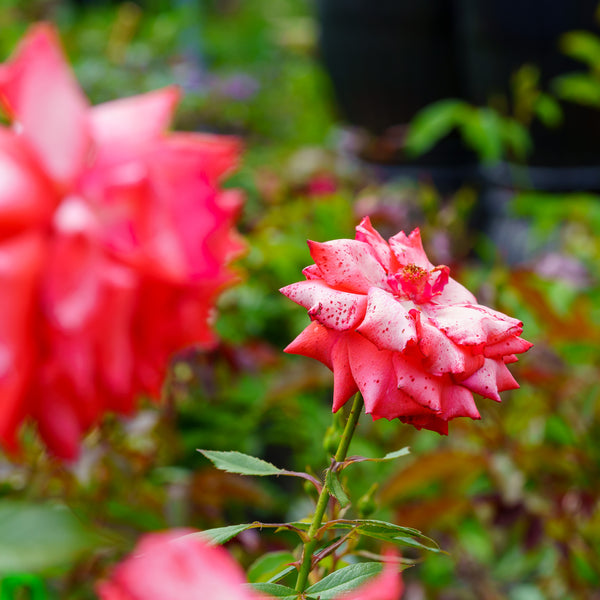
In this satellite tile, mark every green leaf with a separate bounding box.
[318,519,443,554]
[305,562,383,599]
[552,72,600,107]
[460,108,503,163]
[0,501,94,574]
[326,470,350,508]
[248,551,297,584]
[343,447,410,467]
[199,450,284,476]
[382,447,411,461]
[248,582,298,600]
[0,574,47,600]
[405,99,468,157]
[533,93,563,128]
[196,523,258,545]
[499,118,532,161]
[196,521,310,545]
[560,30,600,68]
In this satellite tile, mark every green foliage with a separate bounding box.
[406,100,532,164]
[247,551,297,584]
[404,99,468,156]
[552,72,600,107]
[324,470,350,508]
[0,502,94,574]
[193,523,259,546]
[198,450,285,477]
[559,30,600,69]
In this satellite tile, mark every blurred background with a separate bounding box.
[0,1,599,598]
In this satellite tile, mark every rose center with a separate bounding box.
[388,263,449,304]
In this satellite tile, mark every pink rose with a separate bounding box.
[98,531,403,600]
[0,25,244,458]
[281,217,532,434]
[98,530,265,600]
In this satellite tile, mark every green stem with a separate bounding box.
[294,393,364,595]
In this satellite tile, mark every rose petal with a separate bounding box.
[308,238,389,293]
[433,276,477,305]
[0,24,90,189]
[440,383,480,419]
[355,216,395,270]
[395,355,443,413]
[280,280,368,331]
[415,313,484,378]
[427,304,523,348]
[97,530,264,600]
[0,129,56,237]
[302,264,323,280]
[484,335,533,358]
[460,358,519,402]
[284,322,358,410]
[90,87,179,166]
[0,233,43,452]
[400,414,448,435]
[356,287,417,352]
[389,227,433,269]
[347,333,429,418]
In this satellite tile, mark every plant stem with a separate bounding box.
[294,392,364,595]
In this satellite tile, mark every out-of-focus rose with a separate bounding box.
[97,530,266,600]
[98,530,403,600]
[281,217,531,434]
[0,25,244,459]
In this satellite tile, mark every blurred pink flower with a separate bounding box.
[98,530,403,600]
[281,217,531,434]
[0,25,244,459]
[97,530,266,600]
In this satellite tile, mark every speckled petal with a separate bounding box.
[416,314,484,378]
[308,239,389,293]
[433,277,477,304]
[389,228,433,269]
[460,358,519,402]
[440,383,481,419]
[484,335,533,358]
[280,280,367,331]
[284,320,336,369]
[355,216,394,270]
[399,414,449,435]
[347,333,429,418]
[394,354,443,413]
[330,334,360,412]
[302,264,323,280]
[356,287,417,352]
[427,304,523,348]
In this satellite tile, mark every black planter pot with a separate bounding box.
[318,0,460,135]
[317,0,476,188]
[456,0,600,170]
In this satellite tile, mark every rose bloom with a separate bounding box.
[98,530,403,600]
[281,217,532,433]
[0,25,244,459]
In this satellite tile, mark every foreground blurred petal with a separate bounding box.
[0,25,244,458]
[0,24,90,189]
[98,530,267,600]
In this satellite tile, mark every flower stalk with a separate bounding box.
[294,392,364,594]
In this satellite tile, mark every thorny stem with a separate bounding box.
[294,393,364,595]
